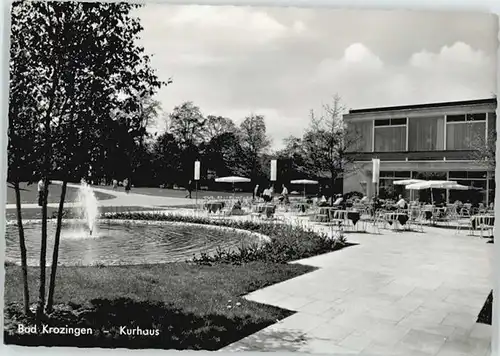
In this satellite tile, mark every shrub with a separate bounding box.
[104,212,350,265]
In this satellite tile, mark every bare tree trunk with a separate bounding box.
[45,180,67,313]
[37,177,49,323]
[330,174,335,206]
[13,181,30,315]
[37,66,59,322]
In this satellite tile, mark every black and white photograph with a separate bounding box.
[2,1,497,354]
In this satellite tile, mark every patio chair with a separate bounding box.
[332,210,351,231]
[455,214,473,235]
[369,209,386,234]
[432,207,451,227]
[475,215,494,238]
[407,206,424,232]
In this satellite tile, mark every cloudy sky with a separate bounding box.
[134,5,498,149]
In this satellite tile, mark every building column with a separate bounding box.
[446,171,450,203]
[486,171,490,206]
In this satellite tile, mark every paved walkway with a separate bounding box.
[222,225,493,355]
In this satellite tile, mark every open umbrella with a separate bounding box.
[444,183,474,191]
[405,180,457,204]
[393,179,425,201]
[215,176,251,198]
[290,179,319,198]
[393,179,425,186]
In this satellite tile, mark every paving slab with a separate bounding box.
[223,223,493,355]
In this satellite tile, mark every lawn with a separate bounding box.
[6,182,115,204]
[4,262,315,350]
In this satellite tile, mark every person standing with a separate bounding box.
[37,178,45,207]
[124,178,131,194]
[281,184,289,204]
[112,179,118,190]
[253,184,260,201]
[185,180,193,199]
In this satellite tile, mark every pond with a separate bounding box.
[5,220,262,266]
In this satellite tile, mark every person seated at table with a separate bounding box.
[332,194,344,207]
[394,195,408,210]
[371,195,382,216]
[278,184,290,204]
[232,200,242,211]
[262,187,273,202]
[317,195,329,207]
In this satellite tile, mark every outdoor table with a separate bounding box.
[295,202,308,213]
[319,207,340,217]
[471,215,495,230]
[253,204,276,218]
[384,212,409,226]
[332,210,361,225]
[205,201,225,213]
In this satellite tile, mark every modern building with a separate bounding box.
[343,98,497,205]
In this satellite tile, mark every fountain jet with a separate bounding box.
[76,179,99,237]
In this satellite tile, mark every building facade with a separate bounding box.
[343,98,496,205]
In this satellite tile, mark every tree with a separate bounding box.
[203,131,245,177]
[469,124,496,173]
[169,102,206,182]
[169,101,206,147]
[301,95,360,203]
[9,1,166,317]
[238,114,271,180]
[201,115,237,142]
[276,136,310,180]
[151,132,182,185]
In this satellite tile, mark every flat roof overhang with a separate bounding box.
[350,160,493,172]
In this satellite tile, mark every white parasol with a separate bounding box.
[393,179,425,186]
[393,179,425,201]
[405,180,457,204]
[215,176,251,197]
[290,179,319,198]
[444,183,473,191]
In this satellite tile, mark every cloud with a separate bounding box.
[343,43,384,68]
[133,5,497,150]
[165,5,294,46]
[315,43,384,82]
[410,41,490,69]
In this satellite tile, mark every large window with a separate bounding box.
[374,118,407,152]
[346,120,372,152]
[448,171,488,205]
[378,171,411,199]
[408,116,445,151]
[446,113,486,150]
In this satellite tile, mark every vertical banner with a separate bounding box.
[372,158,380,184]
[270,159,277,181]
[194,160,200,181]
